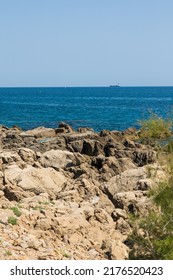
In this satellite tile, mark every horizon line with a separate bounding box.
[0,85,173,88]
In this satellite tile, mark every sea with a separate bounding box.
[0,86,173,132]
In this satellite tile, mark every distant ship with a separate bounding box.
[109,83,120,87]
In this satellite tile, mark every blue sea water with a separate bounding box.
[0,87,173,132]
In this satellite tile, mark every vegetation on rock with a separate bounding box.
[138,113,172,140]
[129,118,173,259]
[8,217,17,225]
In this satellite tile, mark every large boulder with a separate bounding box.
[105,166,148,198]
[112,190,149,215]
[4,165,67,200]
[38,149,74,169]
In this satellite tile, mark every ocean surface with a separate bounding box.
[0,87,173,132]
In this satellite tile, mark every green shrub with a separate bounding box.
[139,113,172,140]
[11,207,21,217]
[8,217,17,225]
[128,178,173,259]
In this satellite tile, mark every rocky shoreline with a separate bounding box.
[0,123,164,260]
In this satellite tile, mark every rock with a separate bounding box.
[109,240,129,260]
[91,155,105,169]
[20,127,56,138]
[116,218,131,235]
[77,127,94,133]
[0,151,21,165]
[112,209,128,221]
[118,158,136,171]
[136,179,153,190]
[82,140,102,156]
[123,127,137,136]
[123,139,136,148]
[112,191,148,213]
[39,149,74,169]
[94,208,114,225]
[18,148,36,164]
[0,190,4,197]
[4,165,67,200]
[65,131,94,143]
[132,149,156,166]
[58,122,74,133]
[82,140,95,156]
[0,123,162,260]
[69,140,84,153]
[105,166,148,198]
[55,128,66,133]
[0,209,14,224]
[102,157,122,175]
[0,171,4,190]
[104,140,124,157]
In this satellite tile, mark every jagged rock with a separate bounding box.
[102,157,122,175]
[109,240,129,260]
[132,148,156,166]
[65,131,94,143]
[105,166,148,198]
[136,178,153,190]
[82,139,102,156]
[123,139,136,148]
[58,122,74,133]
[69,140,84,153]
[94,208,114,225]
[4,165,67,200]
[55,127,66,133]
[0,151,21,165]
[123,127,137,136]
[116,217,132,235]
[112,209,128,221]
[18,148,36,164]
[118,157,136,171]
[77,127,94,133]
[0,209,15,224]
[112,191,148,213]
[0,123,164,260]
[39,149,74,169]
[104,139,124,157]
[20,127,56,138]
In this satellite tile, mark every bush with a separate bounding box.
[128,178,173,259]
[11,207,21,217]
[8,216,17,225]
[138,113,172,140]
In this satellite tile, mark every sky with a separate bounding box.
[0,0,173,87]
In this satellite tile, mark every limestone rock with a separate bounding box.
[105,166,148,198]
[18,148,36,164]
[4,165,67,199]
[0,151,21,165]
[39,149,74,169]
[132,149,156,166]
[20,127,56,138]
[109,240,129,260]
[82,139,102,156]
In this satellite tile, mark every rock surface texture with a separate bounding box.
[0,124,163,260]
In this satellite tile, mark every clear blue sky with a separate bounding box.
[0,0,173,87]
